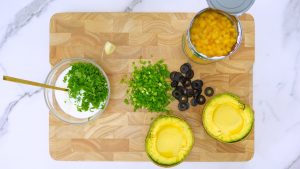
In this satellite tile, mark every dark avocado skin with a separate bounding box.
[145,115,194,167]
[146,153,181,168]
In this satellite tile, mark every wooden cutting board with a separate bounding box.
[49,12,254,161]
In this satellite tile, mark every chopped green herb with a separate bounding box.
[122,60,172,112]
[63,62,108,112]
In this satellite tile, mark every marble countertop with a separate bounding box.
[0,0,299,168]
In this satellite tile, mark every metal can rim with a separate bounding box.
[207,0,255,16]
[186,8,243,61]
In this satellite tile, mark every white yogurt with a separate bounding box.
[54,67,101,119]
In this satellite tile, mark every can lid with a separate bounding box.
[206,0,255,15]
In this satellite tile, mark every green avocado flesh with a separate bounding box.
[145,115,194,166]
[202,93,254,143]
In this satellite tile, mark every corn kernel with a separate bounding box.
[190,10,238,57]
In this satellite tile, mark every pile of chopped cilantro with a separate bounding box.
[63,62,108,112]
[122,60,172,112]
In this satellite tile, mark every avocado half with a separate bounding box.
[145,115,194,167]
[202,93,254,143]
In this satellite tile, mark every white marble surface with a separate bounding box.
[0,0,299,168]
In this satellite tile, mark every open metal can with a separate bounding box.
[182,8,243,64]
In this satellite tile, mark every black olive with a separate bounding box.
[178,75,185,83]
[171,81,178,88]
[182,78,191,87]
[187,88,194,97]
[190,98,198,106]
[183,88,189,96]
[204,87,214,97]
[178,102,189,111]
[185,69,194,79]
[197,95,206,105]
[191,80,203,90]
[176,86,185,95]
[170,71,177,81]
[172,89,182,100]
[179,95,188,103]
[193,89,201,98]
[180,63,191,74]
[171,72,182,82]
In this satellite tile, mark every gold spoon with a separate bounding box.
[3,75,68,92]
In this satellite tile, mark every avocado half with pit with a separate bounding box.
[145,115,194,167]
[202,93,254,143]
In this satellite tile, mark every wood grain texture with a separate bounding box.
[49,13,255,161]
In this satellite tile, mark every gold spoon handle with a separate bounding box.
[3,76,68,92]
